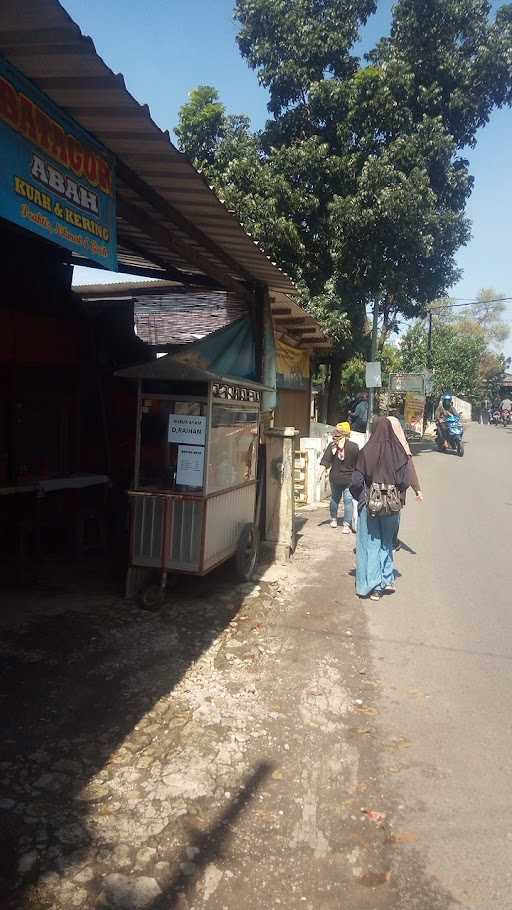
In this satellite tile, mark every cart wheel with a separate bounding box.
[138,573,177,611]
[139,584,164,611]
[235,523,259,582]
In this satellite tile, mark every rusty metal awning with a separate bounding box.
[116,355,273,392]
[0,0,298,298]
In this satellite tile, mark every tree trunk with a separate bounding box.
[327,355,343,426]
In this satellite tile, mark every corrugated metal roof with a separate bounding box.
[116,355,272,391]
[0,0,298,295]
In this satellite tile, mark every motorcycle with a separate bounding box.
[436,413,464,457]
[489,409,502,426]
[502,409,512,427]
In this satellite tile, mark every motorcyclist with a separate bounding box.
[500,395,512,417]
[349,392,369,433]
[435,393,458,448]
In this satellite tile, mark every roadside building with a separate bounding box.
[0,0,330,583]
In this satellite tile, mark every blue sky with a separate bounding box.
[67,0,512,357]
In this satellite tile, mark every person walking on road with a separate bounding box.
[387,416,423,549]
[320,422,359,533]
[350,417,419,601]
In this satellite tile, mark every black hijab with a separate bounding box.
[356,416,410,486]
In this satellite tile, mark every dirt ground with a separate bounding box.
[1,505,448,910]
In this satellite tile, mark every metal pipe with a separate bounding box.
[367,299,379,432]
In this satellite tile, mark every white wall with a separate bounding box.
[452,396,472,421]
[298,430,365,505]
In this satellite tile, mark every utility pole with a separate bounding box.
[426,308,434,422]
[427,310,433,369]
[367,299,379,432]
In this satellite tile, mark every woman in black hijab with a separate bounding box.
[350,417,414,600]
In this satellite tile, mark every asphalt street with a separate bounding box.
[369,424,512,909]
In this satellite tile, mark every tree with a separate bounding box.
[433,288,510,350]
[175,86,226,166]
[177,2,512,422]
[235,0,377,115]
[479,350,510,401]
[370,1,512,149]
[426,288,511,401]
[340,343,402,398]
[234,0,512,419]
[176,87,305,274]
[399,320,488,401]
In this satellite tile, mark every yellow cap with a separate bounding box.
[335,421,351,436]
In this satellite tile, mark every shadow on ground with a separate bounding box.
[0,557,259,909]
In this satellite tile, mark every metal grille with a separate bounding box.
[204,486,256,570]
[132,495,165,566]
[169,499,203,570]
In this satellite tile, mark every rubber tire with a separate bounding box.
[235,523,259,582]
[457,440,464,457]
[138,574,178,611]
[139,583,165,611]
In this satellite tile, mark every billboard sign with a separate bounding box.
[0,58,117,270]
[390,373,425,393]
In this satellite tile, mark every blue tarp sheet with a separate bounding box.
[172,317,256,380]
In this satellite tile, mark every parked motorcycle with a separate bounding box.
[436,413,464,457]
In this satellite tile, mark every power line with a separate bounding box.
[429,297,512,310]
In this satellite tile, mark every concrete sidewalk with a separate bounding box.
[2,505,448,909]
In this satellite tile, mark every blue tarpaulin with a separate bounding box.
[172,317,256,381]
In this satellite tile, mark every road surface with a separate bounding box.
[370,424,512,909]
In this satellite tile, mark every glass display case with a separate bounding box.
[117,356,268,606]
[207,405,258,494]
[138,398,206,492]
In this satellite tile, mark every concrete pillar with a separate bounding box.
[264,427,299,563]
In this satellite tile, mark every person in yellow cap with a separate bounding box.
[319,421,359,532]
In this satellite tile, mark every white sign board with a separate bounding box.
[390,373,425,393]
[168,414,206,445]
[365,361,382,388]
[176,445,205,488]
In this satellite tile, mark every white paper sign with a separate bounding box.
[176,445,205,488]
[365,361,382,388]
[168,414,206,445]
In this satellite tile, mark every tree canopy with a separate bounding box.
[432,288,510,350]
[176,1,512,421]
[399,288,511,403]
[399,321,488,401]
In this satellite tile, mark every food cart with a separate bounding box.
[117,356,266,607]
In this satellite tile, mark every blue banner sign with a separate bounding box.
[0,57,117,270]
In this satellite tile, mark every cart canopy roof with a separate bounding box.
[116,355,273,392]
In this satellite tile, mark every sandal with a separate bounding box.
[383,585,396,594]
[369,591,382,601]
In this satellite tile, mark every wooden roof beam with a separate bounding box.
[274,316,307,325]
[117,198,250,300]
[116,232,223,290]
[117,161,259,289]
